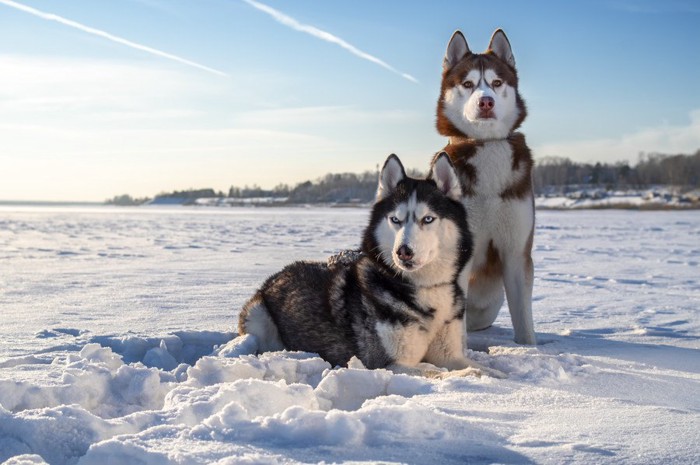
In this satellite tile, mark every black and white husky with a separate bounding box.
[434,29,537,345]
[238,154,502,379]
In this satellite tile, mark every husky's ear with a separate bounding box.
[488,29,515,69]
[431,153,462,202]
[443,30,470,71]
[377,154,406,201]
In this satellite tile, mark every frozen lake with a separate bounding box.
[1,205,699,464]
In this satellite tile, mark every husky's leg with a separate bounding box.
[375,322,426,365]
[462,267,505,331]
[422,318,469,369]
[423,321,507,379]
[374,321,449,378]
[377,321,505,379]
[238,294,285,353]
[503,251,536,345]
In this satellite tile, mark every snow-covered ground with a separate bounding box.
[535,187,700,210]
[1,205,698,465]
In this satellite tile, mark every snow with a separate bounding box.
[1,205,699,465]
[535,187,700,209]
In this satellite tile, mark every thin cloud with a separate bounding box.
[0,0,229,77]
[242,0,418,84]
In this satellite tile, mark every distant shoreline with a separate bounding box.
[1,200,699,211]
[0,200,104,207]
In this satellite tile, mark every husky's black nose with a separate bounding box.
[397,245,414,261]
[478,96,495,110]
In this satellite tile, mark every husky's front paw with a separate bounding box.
[515,332,538,346]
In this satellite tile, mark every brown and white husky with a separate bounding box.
[433,28,536,344]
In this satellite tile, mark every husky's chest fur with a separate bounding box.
[443,134,534,239]
[354,256,464,332]
[353,257,466,366]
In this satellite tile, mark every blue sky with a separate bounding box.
[1,0,699,201]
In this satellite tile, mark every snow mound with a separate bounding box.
[1,335,492,465]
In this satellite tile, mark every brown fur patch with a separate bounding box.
[500,133,534,201]
[432,141,483,197]
[469,240,502,285]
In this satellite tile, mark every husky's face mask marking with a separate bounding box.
[443,68,518,139]
[374,153,465,276]
[437,29,526,141]
[387,193,442,272]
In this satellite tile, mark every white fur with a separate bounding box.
[375,321,427,367]
[457,141,536,344]
[375,156,464,282]
[443,30,470,71]
[460,141,533,241]
[432,154,462,201]
[442,69,519,140]
[377,155,405,201]
[488,29,515,68]
[242,299,285,353]
[375,281,505,379]
[376,195,460,289]
[392,194,436,271]
[375,283,503,379]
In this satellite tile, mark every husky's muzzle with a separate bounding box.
[396,244,416,270]
[477,96,495,119]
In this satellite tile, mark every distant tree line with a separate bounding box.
[156,188,225,201]
[286,171,378,203]
[105,194,151,206]
[223,171,381,204]
[228,168,422,204]
[107,150,698,205]
[534,150,700,193]
[228,184,290,199]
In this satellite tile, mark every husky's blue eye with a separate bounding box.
[423,216,435,224]
[390,216,401,224]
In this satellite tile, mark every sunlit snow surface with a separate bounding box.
[1,206,698,465]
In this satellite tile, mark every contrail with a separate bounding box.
[242,0,418,84]
[0,0,229,77]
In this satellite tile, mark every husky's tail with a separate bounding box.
[238,293,285,353]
